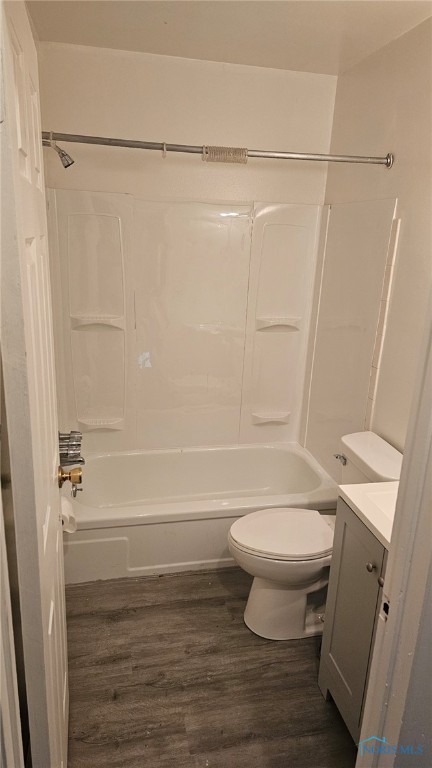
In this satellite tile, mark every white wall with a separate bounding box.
[38,42,336,204]
[324,19,432,453]
[304,199,397,480]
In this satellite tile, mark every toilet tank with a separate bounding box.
[340,431,402,483]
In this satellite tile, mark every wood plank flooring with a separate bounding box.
[66,568,357,767]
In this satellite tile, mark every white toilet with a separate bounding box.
[228,431,402,641]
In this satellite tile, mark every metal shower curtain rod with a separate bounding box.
[41,131,394,168]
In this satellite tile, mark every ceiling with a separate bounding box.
[27,1,432,75]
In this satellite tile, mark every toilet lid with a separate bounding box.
[229,508,334,561]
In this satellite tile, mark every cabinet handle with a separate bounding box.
[366,562,376,572]
[377,576,385,588]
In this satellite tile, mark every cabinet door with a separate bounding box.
[318,498,385,741]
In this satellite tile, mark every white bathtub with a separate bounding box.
[63,443,337,584]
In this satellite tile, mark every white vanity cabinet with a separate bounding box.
[318,496,387,742]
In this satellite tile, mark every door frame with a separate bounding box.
[356,296,432,766]
[0,488,25,768]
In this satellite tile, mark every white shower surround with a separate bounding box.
[63,443,337,583]
[48,191,322,453]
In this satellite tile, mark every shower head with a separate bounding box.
[43,136,75,168]
[55,144,75,168]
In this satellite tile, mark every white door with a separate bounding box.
[1,2,69,766]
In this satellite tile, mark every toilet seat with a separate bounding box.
[229,507,333,562]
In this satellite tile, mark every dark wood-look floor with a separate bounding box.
[66,568,357,768]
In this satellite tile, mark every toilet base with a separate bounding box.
[244,576,326,640]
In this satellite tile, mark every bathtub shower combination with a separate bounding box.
[63,444,337,583]
[49,186,397,588]
[49,190,334,583]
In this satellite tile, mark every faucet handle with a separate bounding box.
[58,430,85,466]
[334,453,347,466]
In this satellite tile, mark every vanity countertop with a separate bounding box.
[338,481,399,549]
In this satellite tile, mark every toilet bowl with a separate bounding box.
[228,508,334,640]
[229,431,402,641]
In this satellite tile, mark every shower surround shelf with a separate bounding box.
[251,411,291,425]
[78,417,125,430]
[70,315,125,330]
[255,317,302,332]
